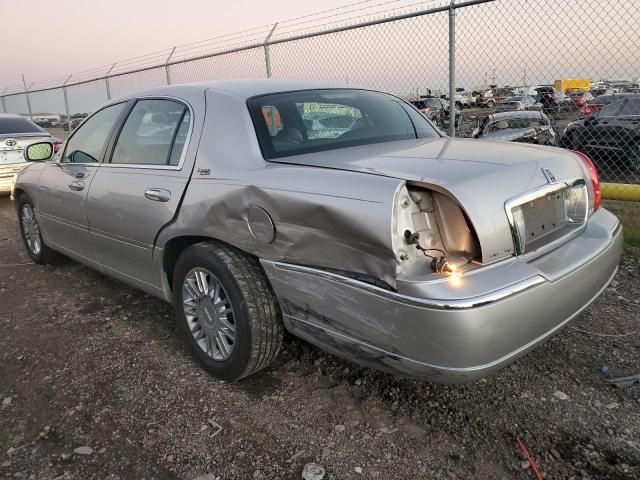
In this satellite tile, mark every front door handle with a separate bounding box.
[69,180,85,191]
[144,188,171,202]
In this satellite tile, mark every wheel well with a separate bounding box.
[162,236,257,291]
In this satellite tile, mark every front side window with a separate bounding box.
[61,103,125,163]
[248,89,440,159]
[111,99,190,166]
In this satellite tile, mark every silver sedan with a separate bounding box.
[13,80,622,382]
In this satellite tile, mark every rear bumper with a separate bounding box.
[262,208,623,383]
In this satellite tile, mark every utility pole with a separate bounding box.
[263,23,278,78]
[22,74,33,120]
[105,63,116,100]
[448,0,456,137]
[63,75,73,132]
[165,47,176,85]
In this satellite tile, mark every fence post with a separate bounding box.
[22,74,33,120]
[63,74,73,133]
[165,47,177,85]
[263,23,278,78]
[448,0,456,137]
[0,87,7,114]
[104,63,116,100]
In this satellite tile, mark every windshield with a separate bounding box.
[0,116,44,135]
[248,89,440,159]
[488,117,547,132]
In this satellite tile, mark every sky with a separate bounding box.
[0,0,352,88]
[1,0,638,116]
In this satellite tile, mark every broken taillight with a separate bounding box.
[572,150,601,213]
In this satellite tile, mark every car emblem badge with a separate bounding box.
[542,168,556,183]
[5,139,17,147]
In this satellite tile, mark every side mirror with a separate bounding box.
[472,127,480,138]
[24,142,54,162]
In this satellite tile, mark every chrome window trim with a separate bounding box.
[271,261,545,310]
[100,95,195,172]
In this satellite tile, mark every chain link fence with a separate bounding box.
[1,0,639,196]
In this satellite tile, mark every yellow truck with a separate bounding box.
[554,78,590,92]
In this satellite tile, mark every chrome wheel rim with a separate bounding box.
[21,204,42,256]
[182,268,236,361]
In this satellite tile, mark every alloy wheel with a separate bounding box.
[182,268,236,361]
[21,204,42,256]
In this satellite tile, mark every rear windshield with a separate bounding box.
[248,89,440,159]
[0,117,43,135]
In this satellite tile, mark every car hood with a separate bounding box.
[274,137,586,264]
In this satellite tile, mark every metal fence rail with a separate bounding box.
[1,0,639,195]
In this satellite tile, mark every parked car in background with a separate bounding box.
[0,114,62,195]
[472,111,557,146]
[444,87,475,109]
[576,94,636,119]
[13,80,621,383]
[561,96,640,172]
[536,89,572,114]
[62,118,83,132]
[567,91,594,110]
[472,88,496,108]
[492,88,516,105]
[411,97,461,129]
[495,95,542,112]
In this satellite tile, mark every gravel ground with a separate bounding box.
[1,195,639,480]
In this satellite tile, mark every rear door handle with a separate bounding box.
[68,181,85,191]
[144,188,171,202]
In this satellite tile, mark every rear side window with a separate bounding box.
[0,117,43,135]
[111,99,190,166]
[618,99,640,116]
[248,89,440,159]
[62,103,125,164]
[598,100,623,117]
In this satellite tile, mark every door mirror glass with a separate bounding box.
[24,142,53,162]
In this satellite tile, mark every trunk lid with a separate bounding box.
[0,135,52,166]
[273,137,586,263]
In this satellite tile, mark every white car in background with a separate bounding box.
[0,114,62,195]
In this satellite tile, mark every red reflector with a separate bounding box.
[572,150,601,212]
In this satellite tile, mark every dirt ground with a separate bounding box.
[1,195,639,480]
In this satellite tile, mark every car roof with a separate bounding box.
[113,78,351,102]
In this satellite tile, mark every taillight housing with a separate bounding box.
[572,150,601,213]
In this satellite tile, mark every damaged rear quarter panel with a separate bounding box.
[156,90,404,287]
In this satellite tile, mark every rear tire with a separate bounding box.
[17,195,57,265]
[172,242,283,381]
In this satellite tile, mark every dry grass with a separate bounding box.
[604,199,640,247]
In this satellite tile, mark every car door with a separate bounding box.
[582,100,624,162]
[36,102,127,265]
[87,98,195,289]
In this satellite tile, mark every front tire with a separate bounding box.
[172,242,283,381]
[17,195,56,264]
